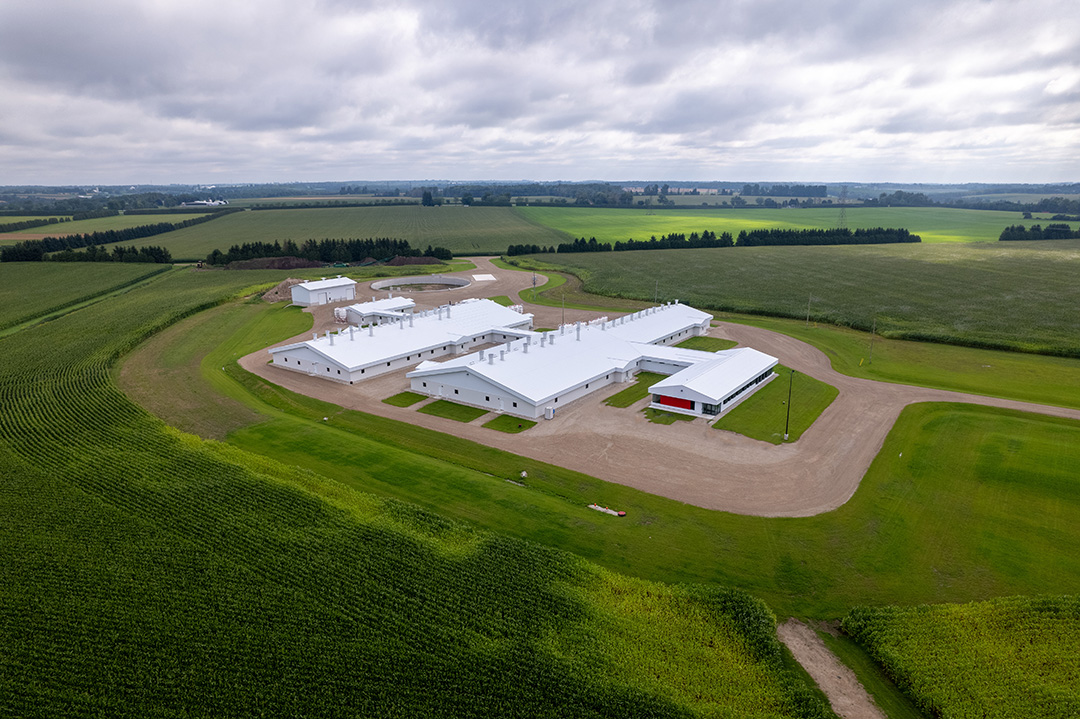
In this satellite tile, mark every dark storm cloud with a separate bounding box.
[0,0,1077,183]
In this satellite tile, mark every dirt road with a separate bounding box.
[777,619,886,719]
[241,257,1080,517]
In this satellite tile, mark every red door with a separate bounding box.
[657,395,694,410]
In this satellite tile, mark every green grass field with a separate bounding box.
[107,205,569,260]
[727,313,1080,410]
[383,391,427,407]
[712,366,838,444]
[675,336,739,352]
[483,415,537,433]
[0,212,210,243]
[518,205,1032,244]
[118,297,1080,618]
[417,399,490,422]
[843,596,1080,718]
[0,262,169,332]
[0,265,832,717]
[518,240,1080,356]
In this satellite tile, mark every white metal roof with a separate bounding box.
[407,303,718,405]
[272,298,531,371]
[297,276,357,291]
[345,297,416,314]
[648,348,778,404]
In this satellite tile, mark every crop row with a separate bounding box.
[0,267,830,717]
[843,596,1080,719]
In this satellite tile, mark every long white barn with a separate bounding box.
[406,302,777,419]
[269,299,533,383]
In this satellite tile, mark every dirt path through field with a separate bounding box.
[777,619,886,719]
[240,256,1080,517]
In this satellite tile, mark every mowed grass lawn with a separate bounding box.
[120,297,1080,617]
[713,366,838,444]
[524,241,1080,357]
[0,212,210,243]
[518,205,1034,244]
[110,205,570,259]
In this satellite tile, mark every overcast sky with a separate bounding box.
[1,0,1078,185]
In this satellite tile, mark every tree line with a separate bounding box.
[205,238,453,266]
[0,211,231,262]
[0,209,121,234]
[537,227,920,254]
[740,183,828,198]
[999,224,1080,241]
[47,245,173,263]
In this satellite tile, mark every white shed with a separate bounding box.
[291,276,357,307]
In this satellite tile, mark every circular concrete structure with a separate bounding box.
[370,274,471,292]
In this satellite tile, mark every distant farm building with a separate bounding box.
[407,302,778,420]
[291,276,357,307]
[269,298,533,383]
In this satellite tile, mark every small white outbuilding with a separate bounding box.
[291,276,357,307]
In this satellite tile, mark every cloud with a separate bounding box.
[0,0,1077,184]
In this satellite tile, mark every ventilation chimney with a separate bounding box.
[399,317,404,330]
[523,343,529,354]
[576,324,581,341]
[500,350,505,361]
[540,334,546,347]
[312,332,318,341]
[446,305,451,318]
[479,349,485,361]
[438,308,443,320]
[369,324,374,337]
[349,327,355,341]
[409,314,414,327]
[488,354,494,365]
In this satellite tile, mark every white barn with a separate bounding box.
[405,302,776,420]
[291,276,357,307]
[343,296,416,326]
[269,298,533,383]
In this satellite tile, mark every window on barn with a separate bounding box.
[454,389,459,394]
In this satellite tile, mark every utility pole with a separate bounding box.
[784,369,794,441]
[869,317,876,364]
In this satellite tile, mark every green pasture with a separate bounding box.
[383,391,427,407]
[1,266,830,717]
[0,212,210,243]
[675,336,738,352]
[519,240,1080,357]
[499,258,1080,410]
[108,205,569,260]
[119,297,1080,618]
[517,205,1029,244]
[844,596,1080,719]
[712,366,838,444]
[727,314,1080,410]
[0,262,169,332]
[418,399,489,423]
[483,415,537,433]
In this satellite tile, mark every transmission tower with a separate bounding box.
[837,185,848,230]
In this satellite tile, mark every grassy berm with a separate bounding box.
[0,265,830,718]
